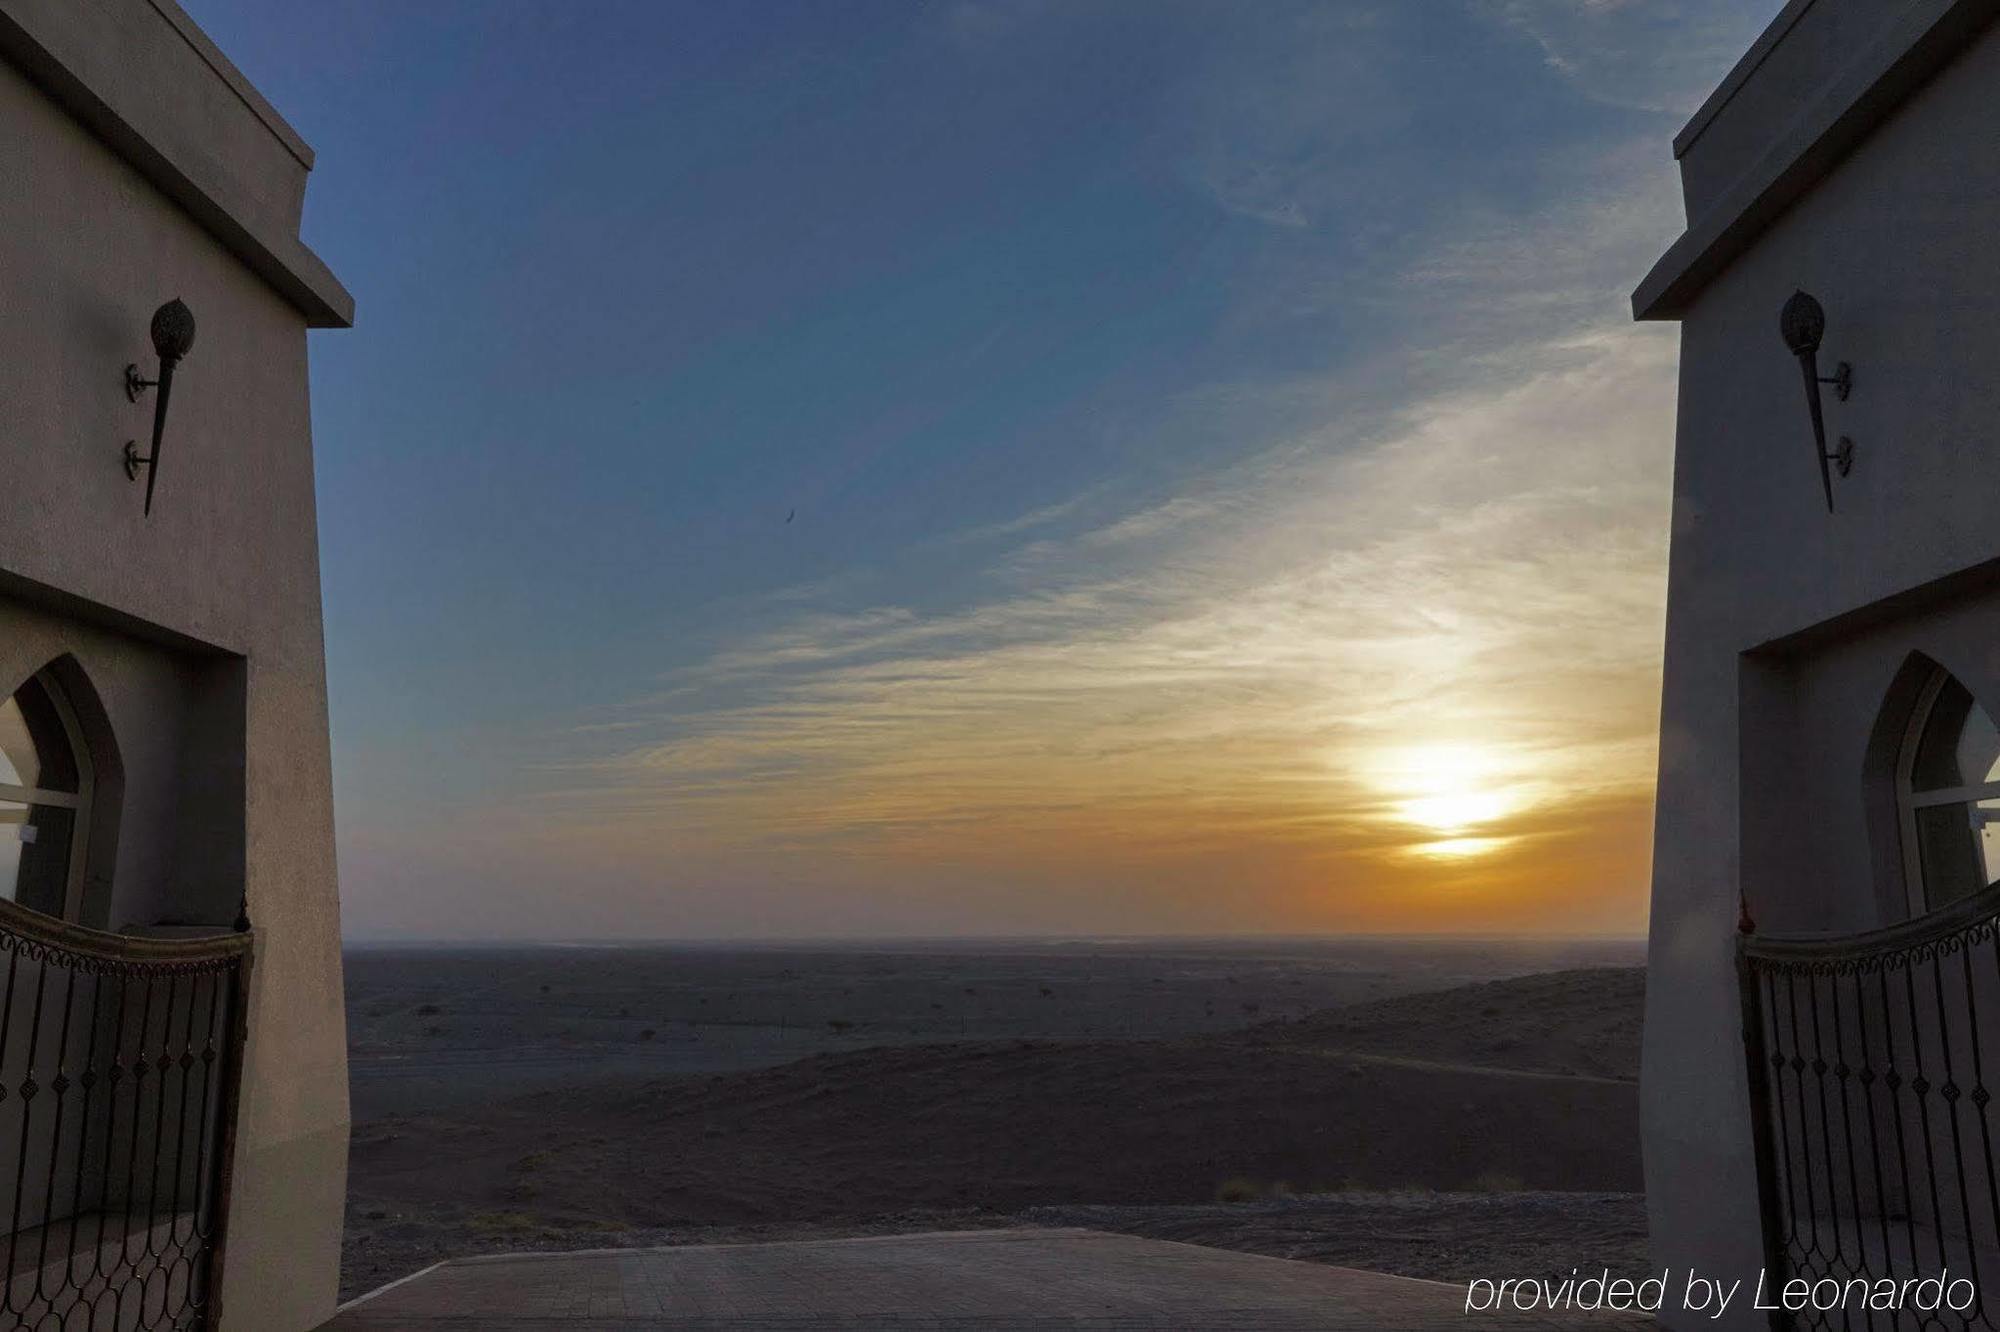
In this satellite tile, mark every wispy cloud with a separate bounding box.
[940,493,1096,547]
[329,0,1784,939]
[1076,496,1222,549]
[1198,167,1312,230]
[462,2,1726,937]
[542,318,1674,934]
[1482,0,1780,116]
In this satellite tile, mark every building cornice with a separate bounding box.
[0,0,352,328]
[1671,0,1820,164]
[142,0,315,171]
[1633,0,1999,323]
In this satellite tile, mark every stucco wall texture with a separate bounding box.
[1642,2,2000,1327]
[0,2,351,1328]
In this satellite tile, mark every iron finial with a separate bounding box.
[1780,290,1825,358]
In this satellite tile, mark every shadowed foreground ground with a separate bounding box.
[324,1228,1651,1331]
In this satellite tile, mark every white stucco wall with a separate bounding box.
[1645,8,2000,1327]
[0,4,350,1328]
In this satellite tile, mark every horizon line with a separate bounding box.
[340,929,1649,949]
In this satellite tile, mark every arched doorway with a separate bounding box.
[0,666,94,922]
[1896,665,2000,914]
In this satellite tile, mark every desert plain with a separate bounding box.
[340,937,1648,1302]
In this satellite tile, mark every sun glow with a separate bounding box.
[1408,836,1514,859]
[1400,788,1511,834]
[1371,743,1538,858]
[1385,744,1510,828]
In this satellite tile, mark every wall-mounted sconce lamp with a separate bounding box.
[121,298,196,517]
[1779,289,1854,512]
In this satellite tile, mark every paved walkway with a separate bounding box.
[319,1228,1650,1330]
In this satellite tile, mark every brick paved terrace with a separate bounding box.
[317,1228,1651,1330]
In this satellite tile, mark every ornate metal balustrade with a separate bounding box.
[1743,885,2000,1331]
[0,898,251,1331]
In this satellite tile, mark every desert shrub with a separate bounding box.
[1470,1170,1524,1192]
[1215,1177,1262,1204]
[469,1211,535,1232]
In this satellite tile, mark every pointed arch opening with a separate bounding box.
[0,657,119,925]
[1887,658,2000,914]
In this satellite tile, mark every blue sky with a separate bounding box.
[184,0,1780,940]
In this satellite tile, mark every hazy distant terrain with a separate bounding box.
[340,939,1647,1301]
[344,937,1643,1117]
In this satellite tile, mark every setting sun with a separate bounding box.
[1367,743,1547,860]
[1401,789,1511,835]
[1383,744,1514,832]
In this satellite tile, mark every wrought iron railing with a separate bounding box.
[0,898,251,1331]
[1743,884,2000,1331]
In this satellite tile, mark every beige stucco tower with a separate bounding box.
[1639,1,2000,1327]
[0,1,351,1328]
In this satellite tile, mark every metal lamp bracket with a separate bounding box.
[118,299,195,516]
[1821,362,1855,481]
[121,362,159,486]
[1779,292,1857,512]
[123,363,158,480]
[121,360,155,402]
